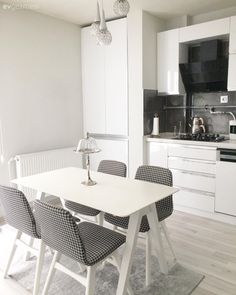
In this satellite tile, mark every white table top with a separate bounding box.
[12,167,178,217]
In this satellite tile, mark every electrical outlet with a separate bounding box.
[220,95,228,104]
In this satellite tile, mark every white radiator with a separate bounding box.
[13,147,82,201]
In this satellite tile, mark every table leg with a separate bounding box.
[116,210,143,295]
[146,204,168,274]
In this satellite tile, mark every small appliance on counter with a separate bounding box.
[191,116,206,134]
[151,113,160,137]
[229,120,236,140]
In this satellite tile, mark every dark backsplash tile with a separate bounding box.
[192,92,236,134]
[144,89,236,135]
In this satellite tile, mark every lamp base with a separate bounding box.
[81,179,97,186]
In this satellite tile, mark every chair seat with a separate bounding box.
[104,213,150,233]
[78,222,126,266]
[65,201,101,216]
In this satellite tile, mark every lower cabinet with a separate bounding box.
[174,189,215,213]
[147,141,217,213]
[147,142,168,168]
[89,139,129,172]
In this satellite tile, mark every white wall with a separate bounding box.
[191,6,236,25]
[0,6,83,188]
[142,11,165,90]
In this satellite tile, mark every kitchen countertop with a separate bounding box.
[145,133,236,149]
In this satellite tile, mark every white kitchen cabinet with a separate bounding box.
[229,16,236,54]
[147,142,168,168]
[81,26,106,134]
[174,189,215,213]
[168,144,217,161]
[179,18,230,43]
[157,29,186,94]
[81,19,128,136]
[171,169,215,194]
[105,19,128,135]
[89,139,128,172]
[228,54,236,91]
[215,161,236,217]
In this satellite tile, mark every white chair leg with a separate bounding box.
[145,231,151,287]
[3,230,22,278]
[24,237,34,261]
[97,212,104,226]
[33,240,46,295]
[86,266,96,295]
[78,262,86,273]
[161,221,176,261]
[42,251,61,295]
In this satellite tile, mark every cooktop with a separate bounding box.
[173,133,226,142]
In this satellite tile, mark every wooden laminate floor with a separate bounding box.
[166,211,236,295]
[0,210,235,295]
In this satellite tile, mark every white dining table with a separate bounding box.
[12,167,178,295]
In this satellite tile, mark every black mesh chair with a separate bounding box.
[65,160,127,225]
[34,200,132,295]
[104,165,176,286]
[0,185,45,295]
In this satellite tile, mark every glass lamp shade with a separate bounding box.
[97,29,112,46]
[75,135,101,154]
[97,8,112,46]
[90,21,100,36]
[113,0,130,16]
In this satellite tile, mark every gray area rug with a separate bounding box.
[0,224,204,295]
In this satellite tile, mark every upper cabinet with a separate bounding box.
[157,29,187,94]
[81,18,128,136]
[229,16,236,54]
[104,19,128,135]
[228,54,236,91]
[179,18,230,43]
[81,26,106,134]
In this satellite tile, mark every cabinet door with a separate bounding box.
[81,27,106,134]
[228,54,236,91]
[89,139,128,172]
[215,161,236,216]
[105,19,128,135]
[157,29,181,95]
[229,16,236,54]
[179,18,230,43]
[147,142,168,168]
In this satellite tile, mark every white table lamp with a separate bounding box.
[75,133,101,186]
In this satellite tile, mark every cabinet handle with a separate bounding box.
[175,169,215,178]
[172,157,216,165]
[178,145,216,151]
[175,186,215,197]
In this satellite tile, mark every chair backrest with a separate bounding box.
[97,160,127,177]
[0,185,40,238]
[34,200,88,264]
[135,166,173,221]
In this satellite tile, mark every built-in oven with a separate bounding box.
[215,149,236,217]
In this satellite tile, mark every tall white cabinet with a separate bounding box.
[81,18,129,171]
[81,18,128,136]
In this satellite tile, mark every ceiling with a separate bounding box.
[2,0,236,25]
